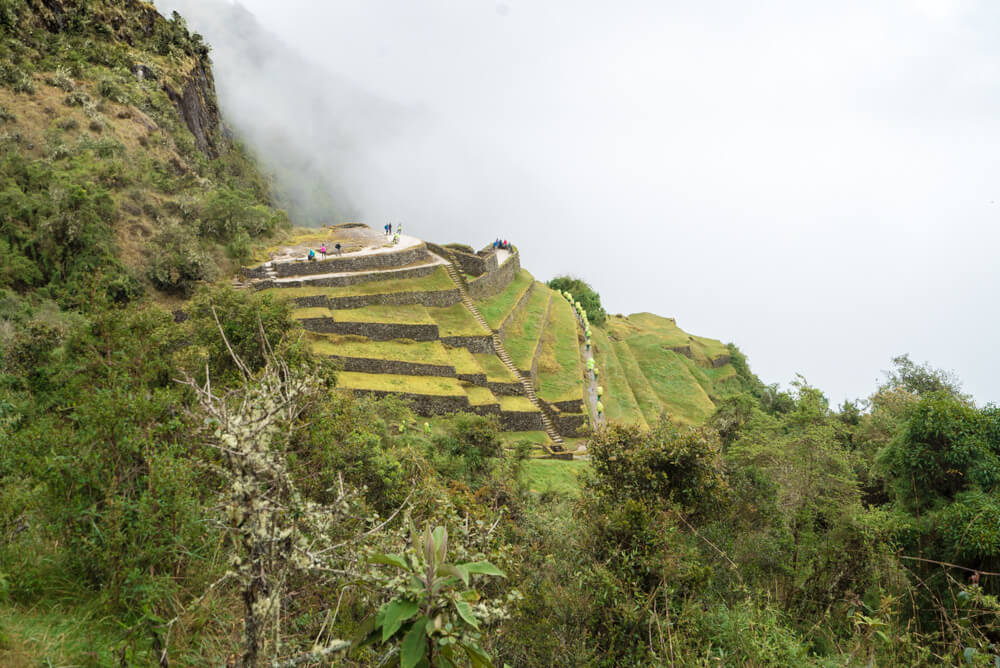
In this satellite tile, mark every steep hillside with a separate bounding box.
[0,0,287,305]
[592,313,740,426]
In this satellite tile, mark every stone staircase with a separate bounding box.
[442,259,566,453]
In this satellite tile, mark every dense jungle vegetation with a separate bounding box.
[2,1,999,666]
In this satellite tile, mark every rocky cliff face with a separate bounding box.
[162,60,220,157]
[21,0,223,159]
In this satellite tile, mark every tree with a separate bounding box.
[546,276,607,325]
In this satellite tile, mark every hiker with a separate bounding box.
[586,358,595,372]
[335,242,342,256]
[319,244,327,259]
[385,223,390,236]
[393,232,400,245]
[596,401,604,416]
[397,223,403,235]
[307,248,316,262]
[597,385,603,398]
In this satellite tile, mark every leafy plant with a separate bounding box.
[359,522,509,668]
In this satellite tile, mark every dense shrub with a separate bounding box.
[547,275,607,325]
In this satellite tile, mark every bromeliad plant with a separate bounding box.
[358,522,512,668]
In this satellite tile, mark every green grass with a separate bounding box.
[291,306,333,320]
[426,302,488,337]
[465,385,499,406]
[448,346,486,376]
[500,430,552,447]
[611,339,666,426]
[625,335,716,424]
[520,459,589,497]
[499,395,539,412]
[337,372,467,396]
[503,284,552,370]
[262,265,455,299]
[590,327,648,428]
[535,295,584,403]
[476,269,534,330]
[332,304,435,325]
[474,353,519,383]
[308,334,454,366]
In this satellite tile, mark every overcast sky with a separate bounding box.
[160,0,1000,406]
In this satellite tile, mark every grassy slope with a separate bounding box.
[502,283,552,370]
[595,314,739,426]
[426,302,488,337]
[308,334,454,366]
[499,395,539,412]
[535,294,584,403]
[446,346,485,376]
[261,265,455,299]
[465,385,499,407]
[332,303,434,325]
[474,353,518,383]
[520,459,589,497]
[476,269,533,330]
[337,372,467,396]
[590,327,648,428]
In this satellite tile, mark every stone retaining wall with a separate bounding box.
[467,249,520,300]
[488,381,524,397]
[291,288,461,310]
[440,336,494,354]
[346,390,471,417]
[711,354,732,368]
[328,356,456,378]
[499,409,544,431]
[264,245,430,278]
[553,412,588,437]
[471,404,501,418]
[456,372,488,387]
[670,345,693,359]
[301,318,439,341]
[542,398,587,414]
[254,263,439,291]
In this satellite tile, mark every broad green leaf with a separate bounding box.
[453,600,479,629]
[437,563,469,586]
[462,561,506,578]
[433,525,448,562]
[401,617,428,668]
[379,599,419,641]
[423,525,435,566]
[369,553,410,570]
[351,615,379,652]
[462,640,496,668]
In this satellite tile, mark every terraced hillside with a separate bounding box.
[245,227,577,454]
[591,313,740,425]
[243,226,739,450]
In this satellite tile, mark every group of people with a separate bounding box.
[307,242,342,261]
[384,223,403,236]
[492,239,510,250]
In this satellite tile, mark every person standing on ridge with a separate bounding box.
[319,243,327,259]
[335,242,342,256]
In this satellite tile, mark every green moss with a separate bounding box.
[475,269,534,330]
[337,372,467,396]
[426,302,488,337]
[308,334,454,366]
[332,304,434,325]
[502,283,552,370]
[535,295,584,403]
[499,395,539,412]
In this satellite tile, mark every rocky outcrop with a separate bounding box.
[163,61,220,158]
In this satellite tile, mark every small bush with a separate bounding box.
[64,90,89,107]
[146,222,216,296]
[0,106,14,124]
[56,117,79,131]
[45,66,74,92]
[87,119,104,133]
